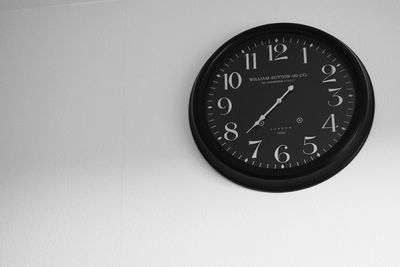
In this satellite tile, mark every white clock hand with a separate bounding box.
[246,85,294,134]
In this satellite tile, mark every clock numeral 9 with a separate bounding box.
[224,122,238,141]
[248,140,262,159]
[322,64,337,83]
[223,72,242,90]
[268,44,288,61]
[217,97,232,115]
[274,144,290,163]
[303,136,317,155]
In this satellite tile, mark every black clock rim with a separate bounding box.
[189,23,374,192]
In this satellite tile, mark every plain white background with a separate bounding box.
[0,0,399,266]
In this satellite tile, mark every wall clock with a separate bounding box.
[189,23,374,192]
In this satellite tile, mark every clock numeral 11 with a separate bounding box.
[245,53,257,70]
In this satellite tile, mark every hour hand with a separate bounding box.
[246,115,265,133]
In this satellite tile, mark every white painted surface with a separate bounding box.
[0,0,399,266]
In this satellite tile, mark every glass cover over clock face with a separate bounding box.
[205,34,356,169]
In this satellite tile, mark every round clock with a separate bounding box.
[189,23,374,192]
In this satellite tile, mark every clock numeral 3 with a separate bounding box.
[224,122,238,141]
[223,72,242,90]
[328,87,343,106]
[268,44,288,61]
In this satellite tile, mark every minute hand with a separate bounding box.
[246,85,294,134]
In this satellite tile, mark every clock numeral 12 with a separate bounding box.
[268,44,288,61]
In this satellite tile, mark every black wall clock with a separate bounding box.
[189,23,374,192]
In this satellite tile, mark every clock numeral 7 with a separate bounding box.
[248,140,262,159]
[223,72,242,90]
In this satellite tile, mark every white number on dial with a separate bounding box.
[328,87,343,106]
[245,53,257,70]
[274,144,290,163]
[322,64,337,83]
[303,136,318,155]
[223,72,242,90]
[224,122,238,141]
[268,44,288,61]
[322,114,338,132]
[217,97,232,115]
[248,140,262,159]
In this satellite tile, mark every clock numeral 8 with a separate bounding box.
[224,122,238,141]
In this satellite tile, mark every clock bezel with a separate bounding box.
[189,23,374,192]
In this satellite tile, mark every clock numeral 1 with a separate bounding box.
[245,53,257,70]
[268,44,288,61]
[274,144,290,163]
[223,72,242,90]
[224,122,238,141]
[322,64,337,83]
[248,140,262,159]
[303,136,317,155]
[322,114,338,132]
[301,47,308,64]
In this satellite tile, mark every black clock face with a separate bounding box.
[189,23,374,192]
[206,34,355,169]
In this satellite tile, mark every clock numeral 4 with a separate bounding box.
[217,97,232,115]
[268,44,288,61]
[328,87,343,107]
[245,53,257,70]
[223,72,242,90]
[322,114,338,132]
[303,136,317,155]
[224,122,238,141]
[248,140,262,159]
[274,144,290,163]
[322,64,337,83]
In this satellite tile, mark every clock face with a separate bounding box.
[189,23,374,192]
[205,34,355,169]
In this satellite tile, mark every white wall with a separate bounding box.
[0,0,399,266]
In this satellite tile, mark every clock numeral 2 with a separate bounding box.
[322,64,337,83]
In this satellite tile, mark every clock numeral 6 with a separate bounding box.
[224,122,238,141]
[274,144,290,163]
[303,136,318,155]
[217,97,232,115]
[322,64,337,83]
[268,44,288,61]
[248,140,262,159]
[223,72,242,90]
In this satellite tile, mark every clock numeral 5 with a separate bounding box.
[322,64,337,83]
[224,122,238,141]
[268,44,288,61]
[223,72,242,90]
[303,136,317,155]
[217,97,232,115]
[248,140,262,159]
[322,114,338,132]
[274,144,290,163]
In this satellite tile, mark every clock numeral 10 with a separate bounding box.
[223,72,242,90]
[245,53,257,70]
[268,44,288,61]
[224,122,238,141]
